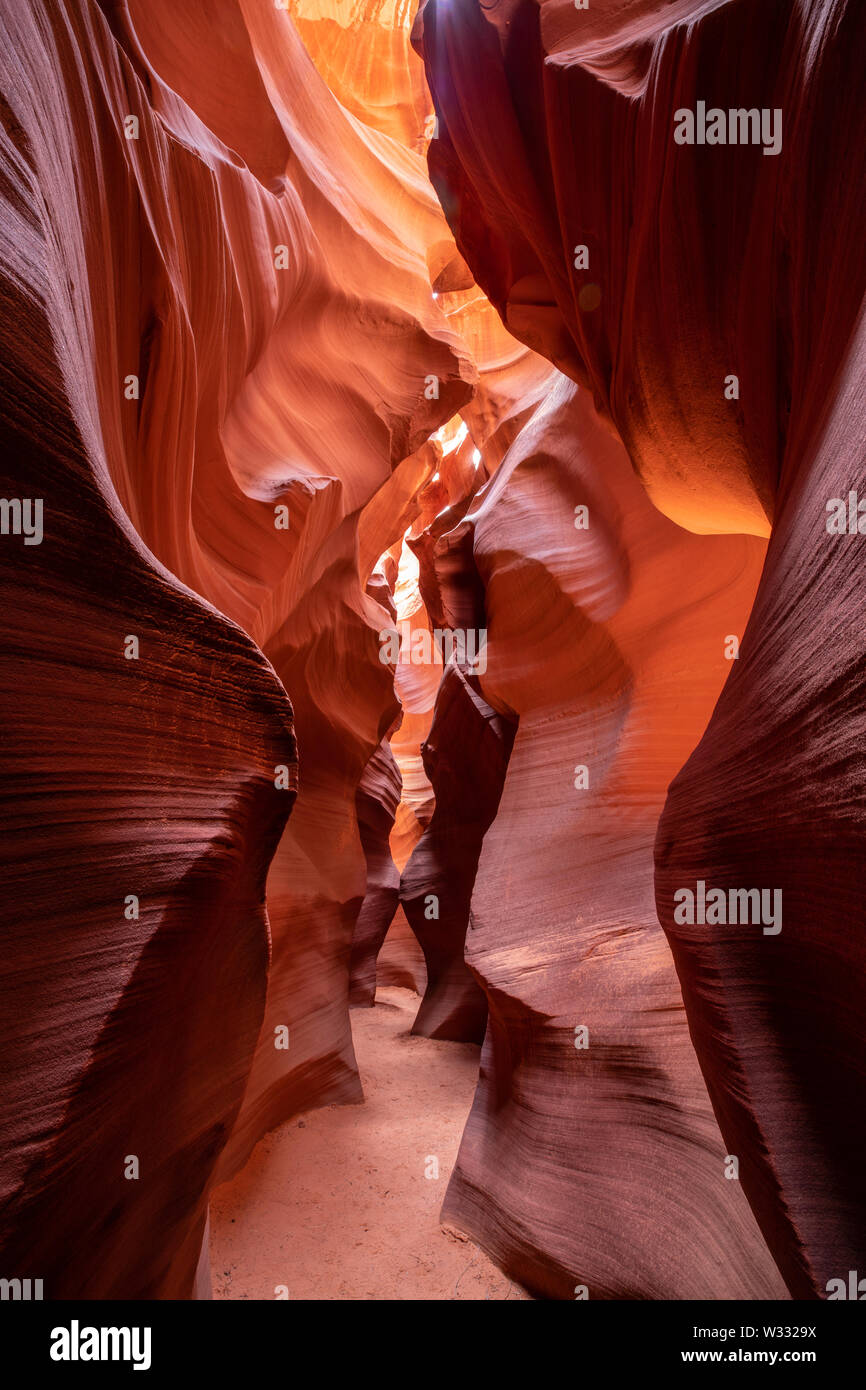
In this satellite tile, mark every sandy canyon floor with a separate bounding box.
[210,988,528,1300]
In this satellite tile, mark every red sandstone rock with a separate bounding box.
[0,150,295,1297]
[401,658,514,1042]
[349,738,403,1007]
[418,0,866,1296]
[655,315,866,1297]
[438,377,786,1298]
[3,0,861,1306]
[0,0,471,1296]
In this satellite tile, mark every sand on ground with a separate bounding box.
[209,986,529,1300]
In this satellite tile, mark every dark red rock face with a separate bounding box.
[401,659,515,1043]
[435,378,785,1298]
[654,353,866,1298]
[2,0,863,1304]
[418,0,866,1299]
[0,161,296,1298]
[350,739,403,1008]
[0,0,469,1296]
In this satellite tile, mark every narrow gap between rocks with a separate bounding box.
[210,988,525,1301]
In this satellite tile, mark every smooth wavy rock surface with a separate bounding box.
[418,0,866,1297]
[0,0,472,1295]
[437,377,786,1298]
[0,90,295,1298]
[655,316,866,1298]
[349,738,403,1007]
[401,659,514,1042]
[4,0,861,1306]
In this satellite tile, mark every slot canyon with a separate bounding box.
[1,0,864,1313]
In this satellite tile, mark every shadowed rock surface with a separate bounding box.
[418,0,866,1296]
[1,0,862,1304]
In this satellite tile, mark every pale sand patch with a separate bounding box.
[210,986,529,1300]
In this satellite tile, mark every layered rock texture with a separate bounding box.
[1,0,862,1302]
[438,377,784,1297]
[0,0,470,1296]
[418,0,866,1299]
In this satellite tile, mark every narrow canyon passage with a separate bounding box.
[210,989,525,1300]
[1,0,864,1324]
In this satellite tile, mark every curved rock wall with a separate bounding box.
[418,0,866,1297]
[0,0,471,1295]
[3,0,862,1304]
[438,377,786,1298]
